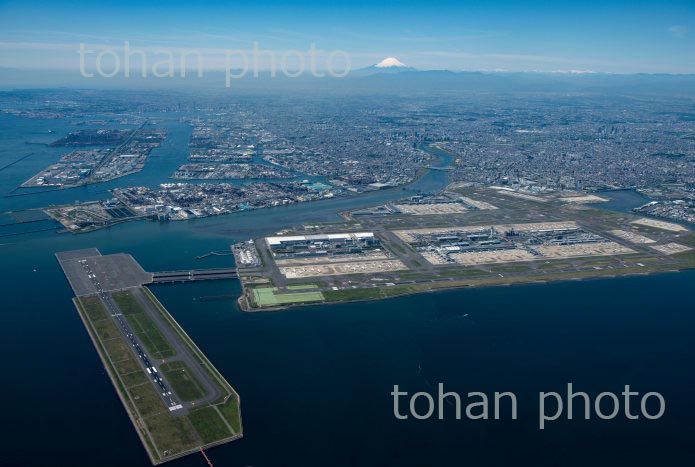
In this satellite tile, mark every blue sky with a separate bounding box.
[0,0,693,73]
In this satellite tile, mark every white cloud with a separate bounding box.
[668,25,688,38]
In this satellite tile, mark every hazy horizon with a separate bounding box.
[1,0,694,76]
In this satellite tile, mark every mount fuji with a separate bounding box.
[355,57,417,75]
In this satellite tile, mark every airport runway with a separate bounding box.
[128,286,223,408]
[78,259,184,413]
[57,248,228,413]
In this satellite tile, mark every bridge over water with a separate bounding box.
[150,268,238,283]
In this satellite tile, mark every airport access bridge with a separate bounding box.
[55,248,238,297]
[150,268,238,284]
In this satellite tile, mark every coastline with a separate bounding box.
[237,261,690,313]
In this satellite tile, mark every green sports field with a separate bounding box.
[253,287,324,306]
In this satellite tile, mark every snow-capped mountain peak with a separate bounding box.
[375,57,408,68]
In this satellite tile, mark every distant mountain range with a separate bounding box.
[2,62,695,95]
